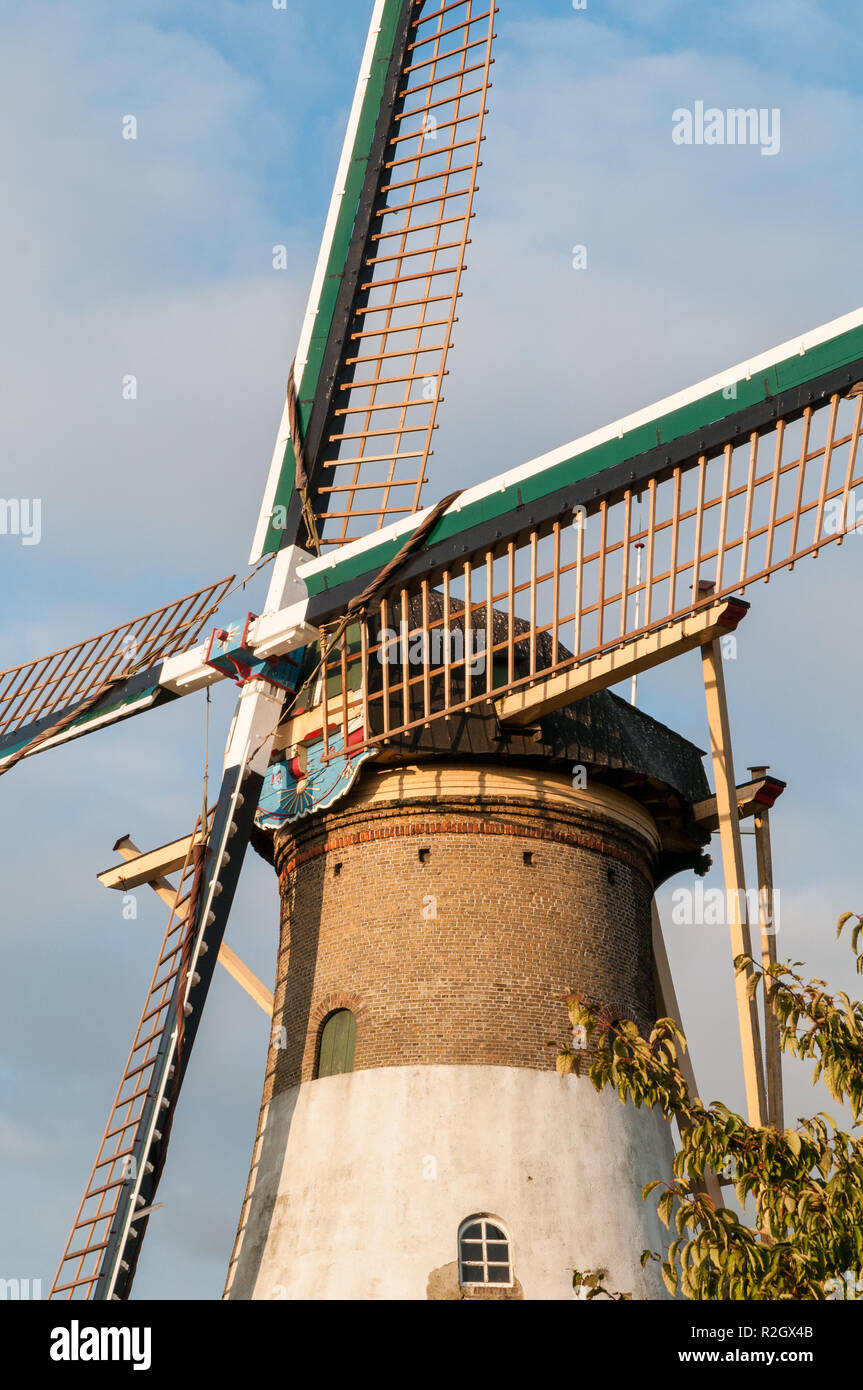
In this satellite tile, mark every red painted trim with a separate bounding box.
[716,597,751,630]
[753,777,787,809]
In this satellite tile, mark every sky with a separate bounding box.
[1,0,862,1299]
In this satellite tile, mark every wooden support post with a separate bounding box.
[651,904,724,1208]
[108,837,274,1018]
[748,767,784,1130]
[701,641,767,1128]
[97,831,206,890]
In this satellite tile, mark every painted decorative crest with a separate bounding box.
[256,719,376,829]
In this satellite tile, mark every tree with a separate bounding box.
[559,914,863,1300]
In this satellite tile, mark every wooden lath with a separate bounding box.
[48,810,215,1300]
[298,384,863,754]
[312,0,496,548]
[0,576,234,741]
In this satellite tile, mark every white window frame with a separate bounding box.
[458,1215,514,1289]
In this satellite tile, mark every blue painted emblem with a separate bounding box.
[256,719,376,829]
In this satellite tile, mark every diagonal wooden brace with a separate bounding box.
[101,836,274,1018]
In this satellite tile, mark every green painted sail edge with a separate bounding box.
[301,317,863,597]
[0,687,162,764]
[260,0,406,559]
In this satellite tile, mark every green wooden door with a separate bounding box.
[317,1010,357,1078]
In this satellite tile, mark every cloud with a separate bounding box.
[1,0,862,1298]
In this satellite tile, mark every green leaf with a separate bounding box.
[657,1190,674,1228]
[556,1051,576,1078]
[785,1129,802,1158]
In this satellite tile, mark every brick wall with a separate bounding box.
[263,769,659,1102]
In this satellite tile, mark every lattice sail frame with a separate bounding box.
[323,0,494,543]
[291,317,863,756]
[251,0,497,558]
[0,576,234,751]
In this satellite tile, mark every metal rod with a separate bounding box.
[691,456,706,598]
[401,589,411,728]
[485,551,494,697]
[787,408,812,570]
[507,541,515,685]
[422,579,432,721]
[668,468,681,615]
[597,500,608,648]
[645,478,656,628]
[620,490,632,640]
[574,506,585,658]
[380,598,391,737]
[529,530,538,677]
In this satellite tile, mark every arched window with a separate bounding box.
[458,1215,513,1287]
[315,1009,357,1079]
[605,1016,634,1057]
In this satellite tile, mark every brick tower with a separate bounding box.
[224,692,710,1301]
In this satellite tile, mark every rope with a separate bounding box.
[346,489,463,616]
[3,483,461,780]
[287,358,322,558]
[201,687,211,827]
[0,678,122,778]
[175,837,208,1067]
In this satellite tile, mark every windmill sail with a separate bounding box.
[250,0,497,560]
[49,659,290,1300]
[0,576,234,771]
[48,814,214,1300]
[276,305,863,750]
[35,0,863,1304]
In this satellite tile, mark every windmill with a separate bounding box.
[3,0,862,1300]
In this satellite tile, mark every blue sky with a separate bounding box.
[1,0,862,1299]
